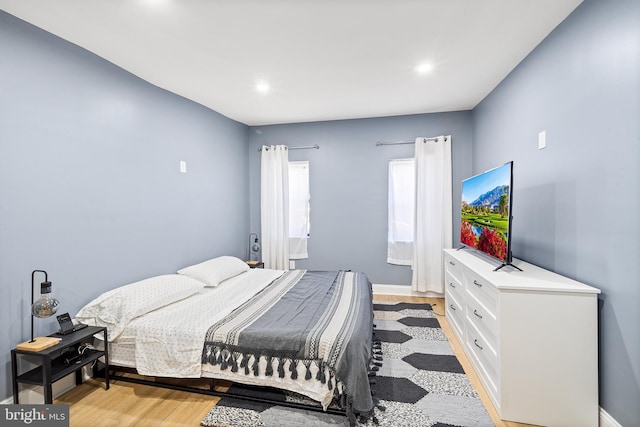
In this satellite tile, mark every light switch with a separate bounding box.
[538,131,546,150]
[180,161,187,173]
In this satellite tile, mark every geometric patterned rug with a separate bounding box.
[201,302,494,427]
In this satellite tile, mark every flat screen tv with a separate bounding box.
[460,161,516,270]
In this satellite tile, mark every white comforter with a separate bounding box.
[112,268,284,377]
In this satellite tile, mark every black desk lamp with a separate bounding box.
[16,270,61,351]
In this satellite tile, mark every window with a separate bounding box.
[289,161,310,259]
[388,158,415,265]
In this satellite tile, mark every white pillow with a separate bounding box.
[177,256,250,287]
[75,274,205,341]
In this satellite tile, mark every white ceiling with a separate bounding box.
[0,0,583,126]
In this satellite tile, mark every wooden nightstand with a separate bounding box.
[11,325,109,404]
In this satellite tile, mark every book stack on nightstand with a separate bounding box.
[246,260,264,268]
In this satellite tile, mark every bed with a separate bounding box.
[75,256,376,424]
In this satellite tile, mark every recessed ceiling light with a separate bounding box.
[255,80,270,94]
[139,0,172,9]
[415,63,435,75]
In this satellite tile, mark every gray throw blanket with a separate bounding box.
[201,270,374,420]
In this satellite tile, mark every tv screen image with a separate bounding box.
[460,161,513,265]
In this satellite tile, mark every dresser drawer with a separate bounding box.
[445,291,465,340]
[465,291,498,344]
[445,271,463,301]
[466,321,498,397]
[444,254,463,283]
[464,270,498,313]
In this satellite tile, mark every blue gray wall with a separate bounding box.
[0,12,250,400]
[2,1,638,423]
[472,0,640,424]
[248,112,472,285]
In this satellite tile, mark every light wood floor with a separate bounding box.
[55,295,538,427]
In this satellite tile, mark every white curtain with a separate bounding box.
[412,136,452,294]
[261,145,290,270]
[288,161,309,259]
[387,158,415,265]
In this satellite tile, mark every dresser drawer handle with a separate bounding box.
[473,309,483,319]
[449,261,456,266]
[448,282,455,288]
[474,339,483,350]
[449,304,456,311]
[473,280,483,287]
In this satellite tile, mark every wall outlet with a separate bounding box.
[538,130,546,150]
[289,260,296,269]
[180,160,187,173]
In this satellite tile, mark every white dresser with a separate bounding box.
[443,249,600,427]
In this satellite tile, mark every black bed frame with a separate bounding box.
[105,364,348,417]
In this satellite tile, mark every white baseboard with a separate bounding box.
[599,407,622,427]
[372,283,443,298]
